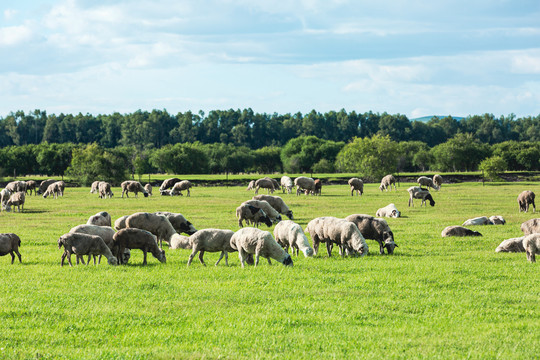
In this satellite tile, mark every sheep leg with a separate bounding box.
[142,249,148,265]
[326,241,333,257]
[67,252,74,267]
[238,250,247,268]
[267,257,272,265]
[10,251,15,264]
[187,248,199,266]
[187,189,190,197]
[378,241,385,255]
[215,251,226,266]
[198,250,206,266]
[255,253,260,266]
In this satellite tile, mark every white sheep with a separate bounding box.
[229,227,293,268]
[489,215,506,225]
[252,194,293,220]
[0,188,12,211]
[0,233,22,264]
[125,212,186,248]
[5,181,26,193]
[69,224,130,264]
[345,214,397,255]
[246,180,256,191]
[160,178,181,192]
[523,233,540,263]
[441,226,482,237]
[495,237,526,253]
[241,199,282,224]
[294,177,316,196]
[121,180,148,198]
[154,211,198,235]
[521,218,540,235]
[37,179,56,195]
[58,232,118,266]
[25,180,38,195]
[186,229,236,266]
[43,181,64,199]
[305,217,369,257]
[407,186,435,207]
[280,176,293,194]
[379,175,397,192]
[169,234,191,250]
[98,182,113,199]
[114,215,128,231]
[4,191,25,212]
[433,174,443,190]
[348,178,364,196]
[90,181,102,194]
[171,180,192,196]
[517,190,536,213]
[273,220,314,257]
[144,184,153,196]
[236,204,273,228]
[417,176,440,191]
[462,216,492,226]
[112,228,166,265]
[87,211,112,227]
[254,178,276,194]
[376,203,401,218]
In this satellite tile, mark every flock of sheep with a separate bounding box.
[0,175,539,266]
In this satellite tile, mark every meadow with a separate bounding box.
[0,179,539,359]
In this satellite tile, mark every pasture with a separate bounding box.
[0,180,539,359]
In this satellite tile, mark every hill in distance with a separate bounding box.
[411,115,465,122]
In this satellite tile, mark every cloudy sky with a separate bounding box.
[1,0,539,119]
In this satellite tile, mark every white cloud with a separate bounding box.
[4,9,18,20]
[0,25,33,46]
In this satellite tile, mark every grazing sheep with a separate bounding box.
[489,215,506,225]
[87,211,112,227]
[495,237,526,253]
[0,188,12,210]
[114,215,128,231]
[112,228,166,265]
[69,224,131,264]
[43,181,64,199]
[517,190,536,213]
[462,216,492,226]
[154,211,198,235]
[160,189,172,196]
[98,182,113,199]
[4,191,25,212]
[5,181,26,193]
[407,186,435,207]
[294,177,316,196]
[433,174,443,190]
[170,180,192,196]
[25,180,38,195]
[186,229,236,266]
[441,226,482,237]
[520,218,540,235]
[379,175,397,192]
[376,203,401,218]
[37,179,56,195]
[169,234,191,250]
[242,200,282,224]
[246,180,256,191]
[121,180,148,198]
[253,195,293,220]
[254,178,276,194]
[523,233,540,263]
[144,184,153,196]
[58,232,118,267]
[236,204,273,228]
[273,220,314,257]
[417,176,440,191]
[90,181,102,194]
[345,214,397,255]
[305,217,369,257]
[0,233,22,264]
[280,176,293,194]
[125,212,186,248]
[313,179,322,195]
[230,227,293,268]
[348,178,364,196]
[159,177,181,192]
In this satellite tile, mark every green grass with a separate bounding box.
[0,181,539,359]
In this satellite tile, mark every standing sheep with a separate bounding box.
[4,192,25,212]
[345,214,398,255]
[523,233,540,263]
[37,179,56,195]
[241,200,282,224]
[43,181,64,199]
[69,224,131,264]
[521,218,540,236]
[90,181,102,194]
[121,181,148,198]
[186,229,236,266]
[154,211,198,235]
[252,195,293,220]
[379,175,397,192]
[125,212,186,247]
[348,178,364,196]
[0,188,12,210]
[236,204,273,228]
[495,237,526,253]
[254,178,276,194]
[159,178,181,192]
[6,181,26,193]
[306,217,369,257]
[170,180,192,196]
[433,174,443,190]
[294,177,316,196]
[58,232,118,266]
[441,226,482,237]
[280,176,293,194]
[25,180,38,195]
[313,179,322,195]
[417,176,440,191]
[517,190,536,213]
[0,233,22,264]
[87,211,112,227]
[376,203,401,218]
[98,182,114,199]
[246,180,256,191]
[144,184,153,196]
[114,215,129,231]
[112,228,166,265]
[407,186,435,207]
[273,220,314,257]
[229,227,293,268]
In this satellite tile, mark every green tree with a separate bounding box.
[479,156,507,181]
[430,133,491,172]
[281,136,344,173]
[66,143,129,185]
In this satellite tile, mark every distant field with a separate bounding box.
[0,181,539,359]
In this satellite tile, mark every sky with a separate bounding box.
[1,0,539,119]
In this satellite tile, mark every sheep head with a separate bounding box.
[107,256,118,265]
[425,194,435,206]
[285,210,294,220]
[282,255,293,266]
[303,248,314,257]
[384,240,398,254]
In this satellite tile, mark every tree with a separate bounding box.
[66,143,128,185]
[430,133,491,172]
[479,156,507,181]
[281,136,344,173]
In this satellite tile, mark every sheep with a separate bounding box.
[407,186,435,207]
[114,215,128,231]
[441,226,482,237]
[112,228,166,265]
[517,190,536,213]
[144,183,153,196]
[154,211,198,235]
[252,194,293,220]
[254,178,276,194]
[90,181,102,194]
[169,234,191,250]
[87,211,112,227]
[5,181,26,193]
[520,218,540,236]
[4,191,25,212]
[0,233,22,264]
[523,233,540,263]
[236,204,273,228]
[417,176,440,191]
[379,174,397,191]
[294,177,316,196]
[69,224,131,264]
[186,229,236,266]
[273,220,314,257]
[170,180,192,196]
[246,180,256,191]
[125,212,184,248]
[37,179,56,195]
[280,176,293,194]
[462,216,492,226]
[495,237,526,253]
[241,200,282,224]
[121,180,148,198]
[345,214,397,255]
[25,180,38,195]
[489,215,506,225]
[0,188,12,210]
[160,189,172,196]
[313,179,322,195]
[98,182,113,199]
[43,181,64,199]
[376,203,401,218]
[58,232,118,267]
[348,178,364,196]
[433,174,443,190]
[159,177,181,192]
[305,217,369,257]
[229,227,293,268]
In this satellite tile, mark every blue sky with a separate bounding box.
[1,0,539,118]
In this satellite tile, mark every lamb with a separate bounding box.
[441,226,482,237]
[170,180,192,196]
[125,212,186,248]
[144,183,153,196]
[241,200,282,224]
[43,181,63,199]
[58,232,118,266]
[520,218,540,235]
[37,179,56,195]
[154,211,198,235]
[313,179,322,195]
[462,216,492,226]
[348,178,364,196]
[4,191,25,212]
[305,217,369,257]
[229,227,293,268]
[379,174,397,192]
[186,229,236,266]
[433,174,443,190]
[5,181,26,193]
[0,188,12,210]
[69,224,131,264]
[246,180,256,191]
[87,211,112,227]
[523,233,540,263]
[159,177,181,192]
[254,178,276,194]
[294,176,316,196]
[517,190,536,213]
[489,215,506,225]
[236,204,273,228]
[407,186,435,207]
[280,176,293,194]
[345,214,398,255]
[169,234,191,250]
[114,215,129,231]
[112,228,166,265]
[417,176,440,191]
[25,180,38,195]
[0,233,22,264]
[376,203,401,218]
[252,194,293,220]
[273,220,314,257]
[98,182,113,199]
[495,237,526,253]
[121,180,148,198]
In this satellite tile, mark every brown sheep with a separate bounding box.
[348,178,364,196]
[521,218,540,235]
[524,233,540,263]
[112,228,166,265]
[379,175,396,192]
[37,179,56,195]
[58,232,118,266]
[0,233,22,264]
[517,190,536,213]
[345,214,397,255]
[441,226,482,237]
[252,194,293,220]
[25,180,38,195]
[121,180,148,198]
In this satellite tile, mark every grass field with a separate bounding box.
[0,181,539,359]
